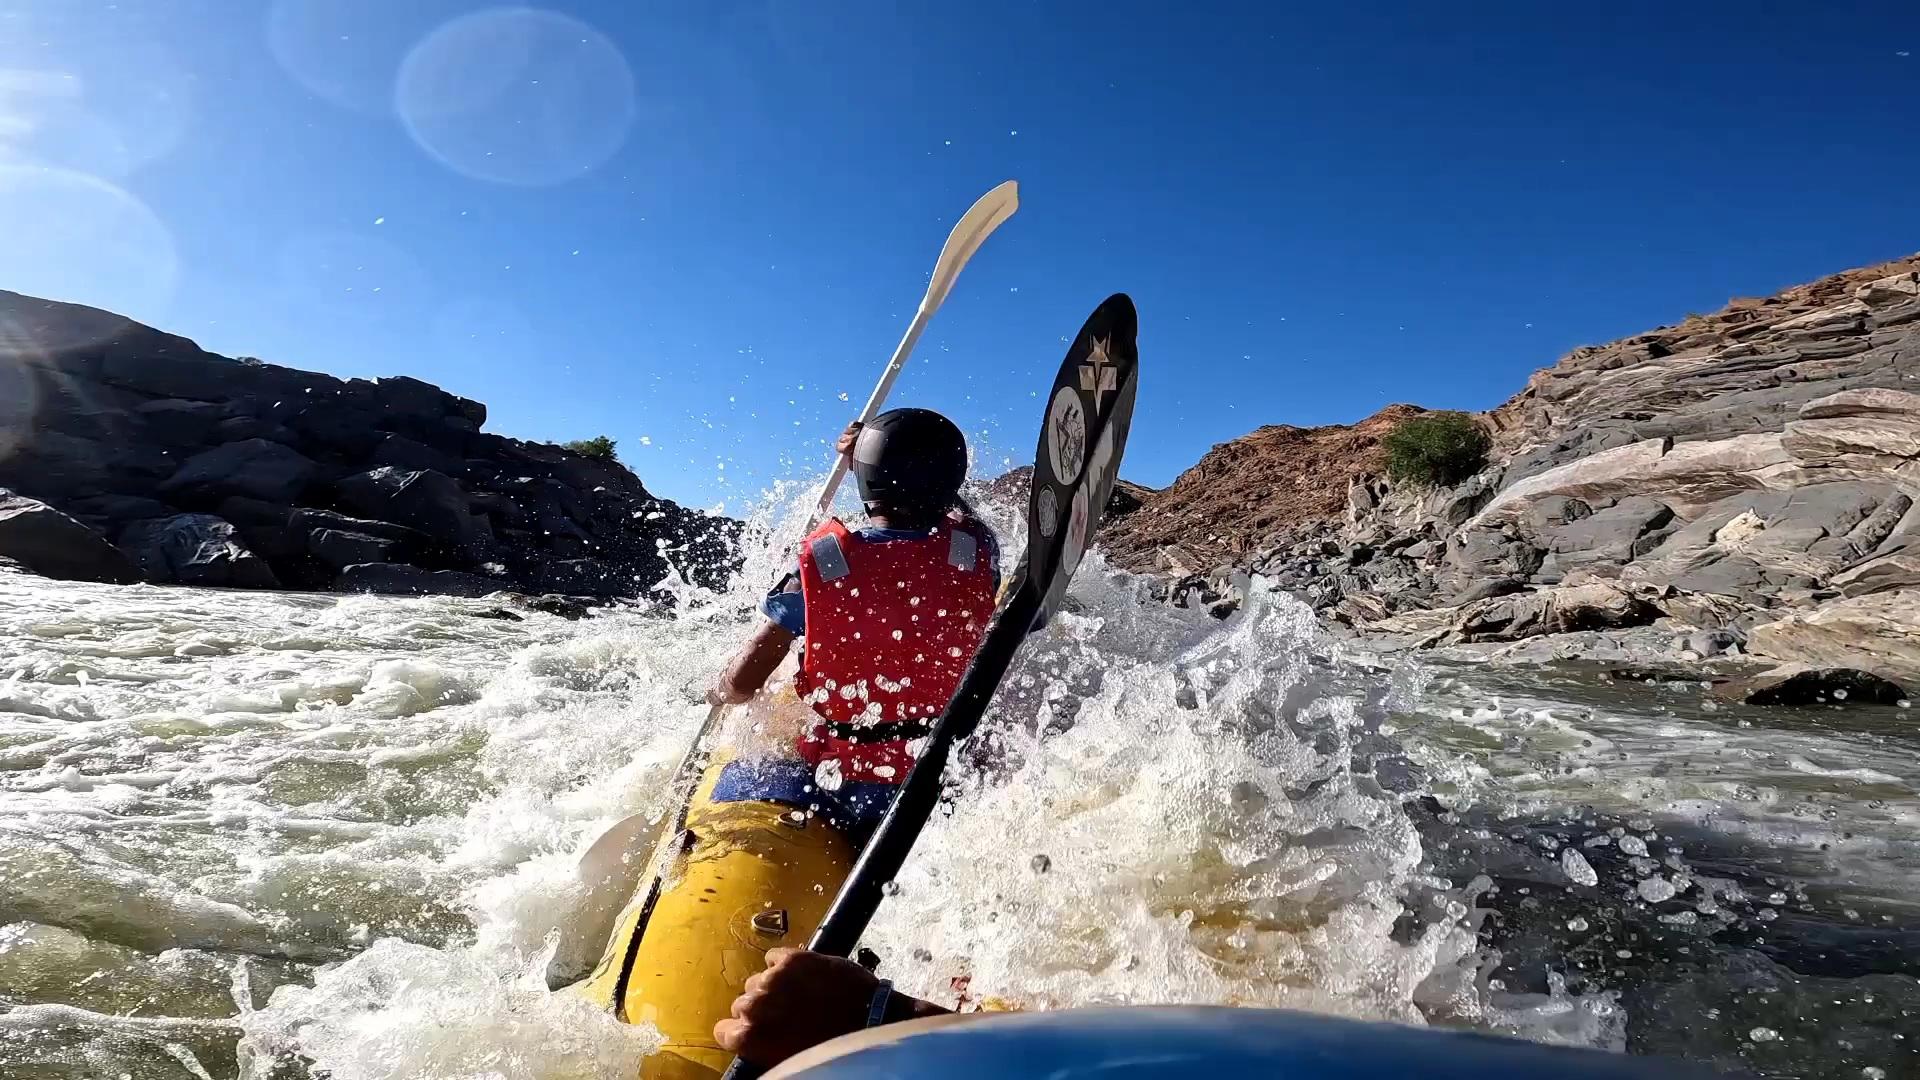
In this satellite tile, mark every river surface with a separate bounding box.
[1,505,1915,1079]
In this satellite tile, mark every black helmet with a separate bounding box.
[851,408,968,513]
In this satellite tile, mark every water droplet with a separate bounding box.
[814,758,844,792]
[1566,916,1589,931]
[1749,1027,1780,1043]
[1561,848,1598,886]
[1637,876,1679,903]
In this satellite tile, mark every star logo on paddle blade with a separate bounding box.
[1078,334,1118,407]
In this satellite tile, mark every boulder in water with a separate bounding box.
[0,489,140,584]
[1429,580,1661,645]
[1748,588,1920,687]
[1721,663,1909,707]
[119,513,279,589]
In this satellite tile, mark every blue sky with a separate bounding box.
[3,2,1917,509]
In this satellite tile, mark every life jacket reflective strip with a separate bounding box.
[793,517,995,784]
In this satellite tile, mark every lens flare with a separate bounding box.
[395,7,637,187]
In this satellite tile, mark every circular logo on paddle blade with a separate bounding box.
[1045,385,1086,486]
[1036,486,1059,537]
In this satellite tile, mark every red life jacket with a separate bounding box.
[792,516,996,784]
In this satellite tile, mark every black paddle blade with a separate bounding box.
[1025,293,1139,622]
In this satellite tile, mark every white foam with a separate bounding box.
[1782,755,1907,787]
[236,939,658,1078]
[3,482,1912,1076]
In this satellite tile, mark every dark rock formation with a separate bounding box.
[0,489,140,584]
[333,563,516,598]
[160,439,321,505]
[119,513,281,589]
[1721,664,1909,706]
[0,290,736,599]
[335,467,491,555]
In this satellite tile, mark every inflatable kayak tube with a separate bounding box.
[770,1006,1728,1079]
[573,756,854,1079]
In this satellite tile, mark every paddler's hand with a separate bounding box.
[715,947,876,1066]
[835,421,863,461]
[706,680,753,707]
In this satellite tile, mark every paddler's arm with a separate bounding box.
[715,947,953,1067]
[708,618,796,706]
[706,421,858,709]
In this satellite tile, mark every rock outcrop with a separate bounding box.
[1109,254,1920,693]
[0,489,140,584]
[1101,404,1426,574]
[0,290,734,598]
[1746,590,1920,687]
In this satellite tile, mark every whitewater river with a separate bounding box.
[1,509,1915,1078]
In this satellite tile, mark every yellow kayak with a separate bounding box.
[573,756,856,1079]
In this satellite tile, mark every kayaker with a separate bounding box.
[706,407,999,847]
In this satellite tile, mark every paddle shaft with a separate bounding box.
[811,304,933,522]
[811,179,1016,524]
[722,579,1041,1080]
[808,578,1039,955]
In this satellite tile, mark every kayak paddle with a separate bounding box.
[553,181,1021,989]
[723,293,1140,1078]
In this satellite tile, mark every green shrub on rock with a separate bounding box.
[564,435,619,461]
[1382,411,1490,488]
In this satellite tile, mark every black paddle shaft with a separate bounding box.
[808,576,1042,955]
[720,582,1040,1080]
[806,291,1135,959]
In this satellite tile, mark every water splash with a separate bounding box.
[2,476,1912,1078]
